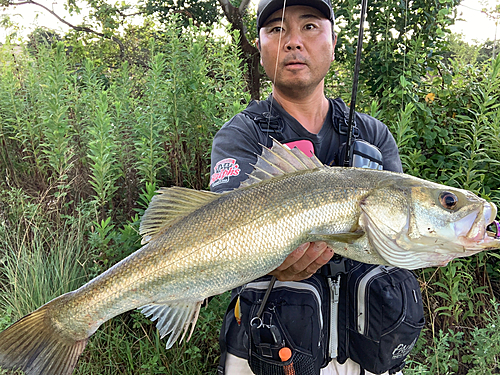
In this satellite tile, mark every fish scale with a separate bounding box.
[1,140,499,375]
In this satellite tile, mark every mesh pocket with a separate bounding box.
[249,350,316,375]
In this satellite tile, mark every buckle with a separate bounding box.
[318,256,348,277]
[255,112,284,133]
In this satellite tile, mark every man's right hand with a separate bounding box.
[269,242,334,282]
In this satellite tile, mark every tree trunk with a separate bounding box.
[218,0,261,100]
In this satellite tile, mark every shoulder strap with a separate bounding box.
[217,294,240,375]
[241,100,285,135]
[331,98,359,142]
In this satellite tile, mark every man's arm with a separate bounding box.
[210,121,333,281]
[356,112,403,173]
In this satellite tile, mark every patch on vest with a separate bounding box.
[283,140,315,158]
[210,158,241,187]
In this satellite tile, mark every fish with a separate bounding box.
[0,139,499,375]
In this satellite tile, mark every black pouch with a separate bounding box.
[337,262,425,374]
[338,139,384,170]
[225,275,329,375]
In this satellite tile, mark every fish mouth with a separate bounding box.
[456,202,498,247]
[480,228,500,249]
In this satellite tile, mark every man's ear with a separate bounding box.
[332,33,337,61]
[257,38,263,65]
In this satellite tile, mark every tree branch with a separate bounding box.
[218,0,233,17]
[218,0,256,54]
[115,9,145,19]
[8,0,125,56]
[239,0,252,15]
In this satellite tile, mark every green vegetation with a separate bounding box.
[0,17,247,374]
[1,3,500,374]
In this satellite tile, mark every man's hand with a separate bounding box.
[269,242,334,281]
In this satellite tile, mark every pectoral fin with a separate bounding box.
[307,231,365,244]
[139,300,203,349]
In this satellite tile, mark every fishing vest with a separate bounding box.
[217,98,425,375]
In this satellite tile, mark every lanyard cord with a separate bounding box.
[254,276,277,322]
[343,0,369,167]
[266,0,287,132]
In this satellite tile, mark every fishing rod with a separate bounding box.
[343,0,369,167]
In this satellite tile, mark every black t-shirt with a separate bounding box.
[210,96,402,193]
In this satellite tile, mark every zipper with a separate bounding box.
[328,276,341,358]
[356,265,394,335]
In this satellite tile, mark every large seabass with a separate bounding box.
[1,140,499,375]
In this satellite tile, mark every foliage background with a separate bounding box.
[0,1,500,374]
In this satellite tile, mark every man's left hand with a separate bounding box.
[269,241,334,281]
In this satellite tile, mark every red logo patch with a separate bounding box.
[210,158,241,187]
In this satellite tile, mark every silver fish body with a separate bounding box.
[0,140,498,375]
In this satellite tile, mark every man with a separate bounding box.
[210,0,412,374]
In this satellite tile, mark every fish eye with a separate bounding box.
[439,192,458,210]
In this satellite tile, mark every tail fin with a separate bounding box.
[0,304,87,375]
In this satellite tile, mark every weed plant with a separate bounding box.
[0,17,247,375]
[0,193,90,318]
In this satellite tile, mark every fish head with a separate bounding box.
[359,177,500,269]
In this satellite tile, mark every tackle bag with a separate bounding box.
[218,274,331,375]
[336,261,425,374]
[218,262,424,375]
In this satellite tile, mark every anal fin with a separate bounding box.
[139,300,203,349]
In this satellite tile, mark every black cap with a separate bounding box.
[257,0,335,32]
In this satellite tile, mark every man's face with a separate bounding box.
[258,5,336,97]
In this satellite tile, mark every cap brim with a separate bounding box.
[257,0,334,31]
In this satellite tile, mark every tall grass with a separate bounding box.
[0,193,90,319]
[88,89,121,217]
[134,47,168,187]
[73,293,228,375]
[0,19,249,217]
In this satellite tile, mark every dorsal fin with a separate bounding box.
[240,138,324,188]
[140,187,219,244]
